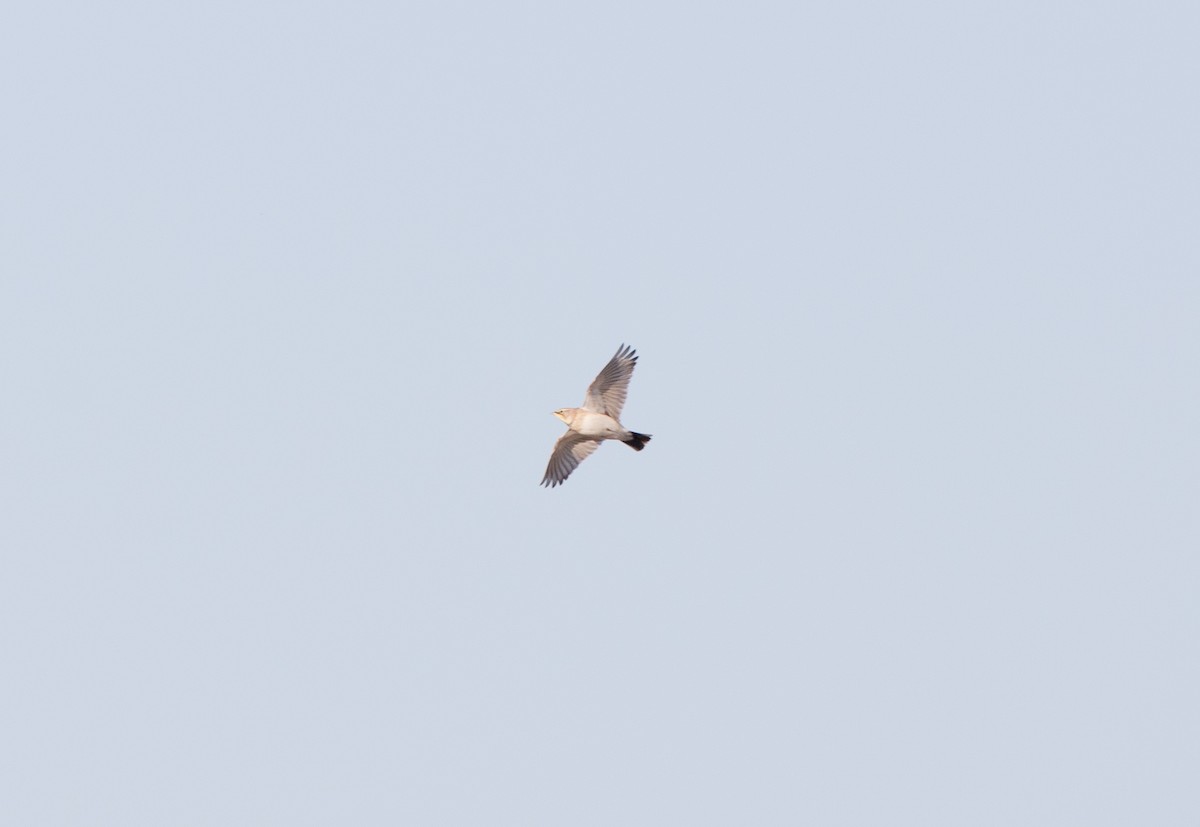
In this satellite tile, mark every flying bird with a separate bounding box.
[541,344,652,488]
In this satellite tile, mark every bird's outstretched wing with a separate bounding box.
[582,344,638,417]
[541,432,600,488]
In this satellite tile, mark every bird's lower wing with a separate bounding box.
[541,432,600,487]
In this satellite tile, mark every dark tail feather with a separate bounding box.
[623,432,652,451]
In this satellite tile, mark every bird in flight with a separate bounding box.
[541,344,652,488]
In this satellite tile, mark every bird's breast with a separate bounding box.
[570,412,621,437]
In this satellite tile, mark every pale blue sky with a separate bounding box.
[2,1,1198,824]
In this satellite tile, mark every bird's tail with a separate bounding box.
[623,432,652,451]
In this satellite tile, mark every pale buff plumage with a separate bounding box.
[541,344,652,488]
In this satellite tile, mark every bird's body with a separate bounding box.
[554,409,624,437]
[541,344,651,488]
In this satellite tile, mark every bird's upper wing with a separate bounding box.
[581,344,638,417]
[541,432,600,488]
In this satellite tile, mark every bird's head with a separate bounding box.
[553,408,573,424]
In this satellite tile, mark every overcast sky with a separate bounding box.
[3,1,1198,824]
